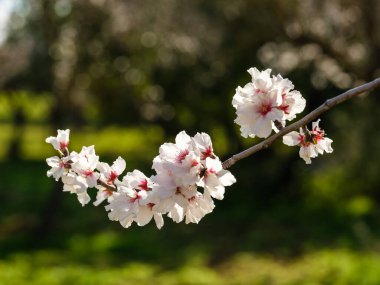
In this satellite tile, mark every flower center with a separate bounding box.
[130,193,141,203]
[258,103,272,116]
[176,150,189,163]
[59,142,68,150]
[108,171,118,183]
[84,170,94,177]
[201,146,213,160]
[138,179,149,191]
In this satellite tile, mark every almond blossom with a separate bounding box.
[71,146,100,187]
[42,65,372,231]
[283,119,333,164]
[97,156,126,186]
[200,157,236,200]
[93,184,114,206]
[233,68,306,138]
[62,172,91,206]
[46,155,71,181]
[151,131,236,224]
[45,129,70,152]
[105,174,164,229]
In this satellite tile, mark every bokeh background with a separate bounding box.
[1,0,380,284]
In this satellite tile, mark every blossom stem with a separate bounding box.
[98,180,117,192]
[301,125,313,143]
[274,120,284,131]
[222,77,380,169]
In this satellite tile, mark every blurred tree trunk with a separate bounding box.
[33,0,65,239]
[7,100,25,161]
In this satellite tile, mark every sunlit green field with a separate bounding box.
[1,249,380,285]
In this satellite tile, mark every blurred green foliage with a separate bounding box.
[2,249,380,285]
[1,0,380,284]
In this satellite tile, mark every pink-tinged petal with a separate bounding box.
[86,173,99,188]
[96,162,110,174]
[198,194,215,213]
[77,192,91,206]
[120,216,134,228]
[251,116,273,138]
[218,170,236,186]
[47,167,64,181]
[57,129,70,147]
[87,154,99,169]
[283,131,301,146]
[62,173,76,185]
[46,156,60,167]
[175,131,192,149]
[288,91,306,115]
[206,184,225,200]
[173,193,188,208]
[205,157,223,173]
[312,119,321,131]
[266,107,285,122]
[267,88,282,106]
[112,156,126,174]
[136,206,154,226]
[155,197,175,214]
[322,138,333,153]
[154,213,164,229]
[299,147,312,164]
[168,204,185,223]
[185,207,203,224]
[93,189,110,206]
[45,136,59,150]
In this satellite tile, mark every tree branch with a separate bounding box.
[222,77,380,169]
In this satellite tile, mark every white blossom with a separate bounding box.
[45,129,236,229]
[71,146,100,187]
[119,169,153,191]
[200,157,237,200]
[46,155,71,181]
[233,68,306,138]
[105,185,163,229]
[97,156,126,185]
[45,129,70,151]
[283,119,333,164]
[93,184,114,206]
[192,132,215,160]
[62,172,90,206]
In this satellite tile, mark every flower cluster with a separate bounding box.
[232,68,306,138]
[283,119,333,164]
[45,67,337,229]
[46,129,236,229]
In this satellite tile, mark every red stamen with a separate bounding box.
[59,160,70,169]
[84,170,93,177]
[201,146,213,160]
[59,142,68,150]
[176,150,189,163]
[107,171,118,184]
[188,196,196,202]
[255,89,266,94]
[130,193,141,203]
[138,179,148,190]
[258,103,272,116]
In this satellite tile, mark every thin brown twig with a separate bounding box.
[98,180,117,192]
[222,77,380,169]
